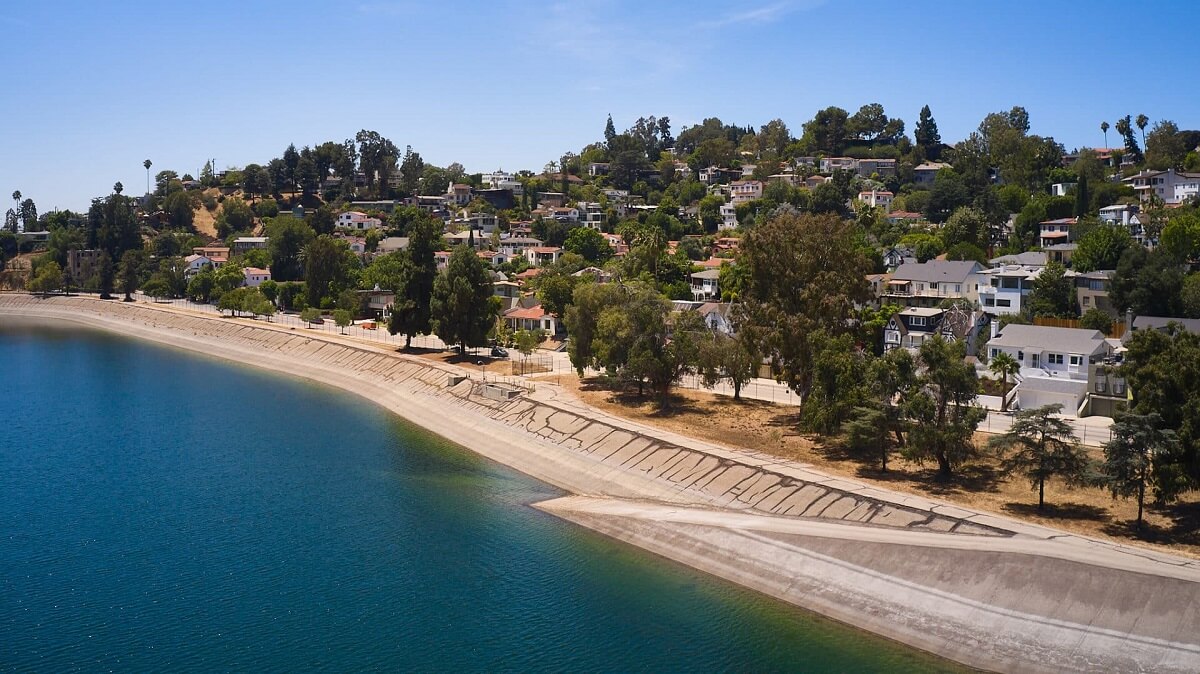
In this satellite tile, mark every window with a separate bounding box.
[997,299,1011,307]
[910,316,926,327]
[991,348,1000,359]
[1070,355,1082,367]
[1082,296,1090,306]
[1047,354,1065,365]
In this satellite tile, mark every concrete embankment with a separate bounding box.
[5,294,1200,673]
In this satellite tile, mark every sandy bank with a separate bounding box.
[5,294,1200,673]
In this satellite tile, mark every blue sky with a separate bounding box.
[3,0,1199,212]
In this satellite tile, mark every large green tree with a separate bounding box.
[905,337,986,478]
[1101,412,1179,529]
[267,215,316,282]
[1072,223,1133,273]
[737,211,872,402]
[387,215,440,348]
[1029,261,1076,318]
[430,246,500,354]
[989,404,1087,509]
[303,235,357,308]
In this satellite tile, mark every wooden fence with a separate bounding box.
[1033,316,1126,339]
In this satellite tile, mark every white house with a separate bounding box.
[729,180,763,204]
[525,247,563,267]
[857,190,894,211]
[337,211,383,231]
[578,202,605,230]
[184,254,213,277]
[820,157,856,173]
[856,158,897,178]
[1124,168,1200,205]
[242,267,272,287]
[1038,217,1076,248]
[446,183,473,206]
[498,236,544,257]
[977,264,1042,316]
[1050,182,1077,197]
[690,269,721,300]
[719,202,738,230]
[987,324,1112,412]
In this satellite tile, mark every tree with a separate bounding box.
[1121,326,1200,496]
[1115,115,1143,163]
[563,227,614,265]
[737,212,872,401]
[267,215,316,282]
[387,215,440,348]
[1136,114,1149,149]
[534,268,578,321]
[989,352,1020,413]
[925,169,971,223]
[1160,210,1200,263]
[283,144,300,192]
[800,106,850,155]
[300,307,322,328]
[399,145,425,196]
[592,288,703,405]
[905,337,986,478]
[604,114,617,145]
[220,197,254,235]
[118,249,144,301]
[27,260,63,297]
[333,309,352,334]
[187,268,215,303]
[1101,412,1178,529]
[1072,224,1133,273]
[1029,261,1076,318]
[698,331,758,401]
[914,105,941,159]
[258,279,279,306]
[1100,121,1110,150]
[430,246,501,354]
[1183,274,1200,319]
[941,206,986,249]
[514,329,545,373]
[304,235,356,308]
[564,281,625,375]
[1111,247,1185,317]
[141,276,170,301]
[219,287,251,316]
[989,404,1087,509]
[1145,120,1187,170]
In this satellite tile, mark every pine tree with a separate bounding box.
[1101,412,1179,529]
[914,105,941,159]
[604,114,617,145]
[430,245,501,354]
[989,404,1088,509]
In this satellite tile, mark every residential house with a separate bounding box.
[446,183,473,206]
[537,192,567,208]
[1050,182,1077,197]
[548,207,580,222]
[499,236,544,258]
[434,251,452,271]
[698,166,721,184]
[978,264,1042,316]
[350,200,402,213]
[883,306,989,355]
[445,230,486,249]
[455,211,498,233]
[232,236,269,255]
[803,174,830,190]
[242,267,272,287]
[729,180,764,204]
[192,246,230,266]
[602,233,629,256]
[474,188,516,210]
[578,202,605,230]
[767,173,801,186]
[377,237,409,255]
[184,254,214,277]
[587,162,610,177]
[478,250,508,266]
[740,164,757,178]
[493,280,522,311]
[1075,270,1117,317]
[990,251,1047,268]
[820,157,856,173]
[882,246,916,270]
[885,211,924,225]
[1045,243,1077,266]
[1126,315,1200,339]
[357,287,395,319]
[882,260,985,308]
[671,301,734,335]
[525,247,563,267]
[986,324,1112,413]
[719,202,738,230]
[1038,217,1077,248]
[689,269,721,300]
[337,211,383,231]
[856,158,897,178]
[913,162,952,185]
[66,249,104,283]
[1124,168,1200,205]
[503,297,558,335]
[858,190,894,211]
[572,267,613,283]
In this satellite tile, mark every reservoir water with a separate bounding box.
[0,321,958,672]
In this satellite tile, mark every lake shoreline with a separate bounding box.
[5,293,1200,673]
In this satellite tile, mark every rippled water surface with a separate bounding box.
[0,321,959,672]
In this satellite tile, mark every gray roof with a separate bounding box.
[889,260,983,284]
[991,324,1107,355]
[990,251,1046,267]
[691,269,721,280]
[1044,243,1078,251]
[1131,316,1200,334]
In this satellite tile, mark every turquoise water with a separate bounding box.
[0,322,958,672]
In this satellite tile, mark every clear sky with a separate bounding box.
[3,0,1199,212]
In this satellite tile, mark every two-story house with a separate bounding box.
[1124,168,1200,205]
[337,211,383,231]
[882,260,985,308]
[857,190,894,211]
[498,236,544,258]
[445,183,473,206]
[729,180,764,204]
[913,162,952,185]
[232,236,268,255]
[820,157,856,173]
[242,267,272,288]
[884,306,990,355]
[1038,217,1076,248]
[856,158,897,178]
[689,269,721,301]
[977,264,1040,316]
[1075,270,1117,317]
[525,247,563,267]
[987,324,1112,413]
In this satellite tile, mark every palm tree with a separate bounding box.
[144,159,152,195]
[1100,121,1109,149]
[1136,114,1149,148]
[113,182,123,195]
[989,351,1020,413]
